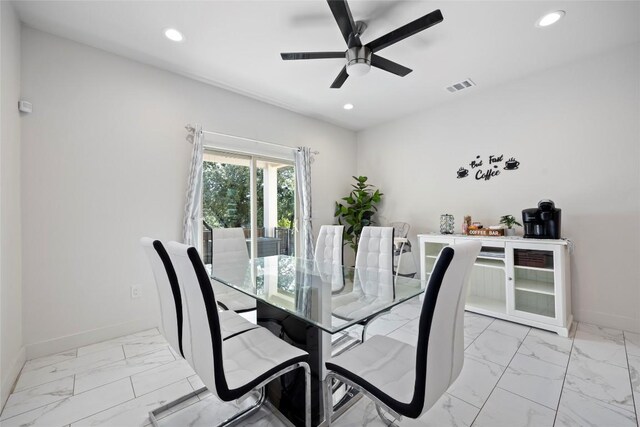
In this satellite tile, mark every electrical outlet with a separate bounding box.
[131,285,142,299]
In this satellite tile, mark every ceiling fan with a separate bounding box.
[280,0,444,88]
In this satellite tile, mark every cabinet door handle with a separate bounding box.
[508,277,513,281]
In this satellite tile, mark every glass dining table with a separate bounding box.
[211,255,425,426]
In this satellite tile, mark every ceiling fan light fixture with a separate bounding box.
[346,46,372,76]
[536,11,565,27]
[346,62,371,77]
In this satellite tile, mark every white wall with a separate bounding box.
[20,27,357,356]
[357,43,640,332]
[0,0,24,406]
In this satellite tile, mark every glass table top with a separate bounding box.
[211,255,425,334]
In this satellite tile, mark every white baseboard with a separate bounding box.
[574,309,640,333]
[25,318,159,360]
[1,346,26,410]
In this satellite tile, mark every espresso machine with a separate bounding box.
[522,199,562,239]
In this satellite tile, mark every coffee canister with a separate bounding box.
[440,214,455,234]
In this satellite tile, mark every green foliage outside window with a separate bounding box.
[202,162,295,231]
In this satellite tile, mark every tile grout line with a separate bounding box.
[130,375,137,398]
[72,329,162,359]
[0,379,75,422]
[447,349,509,410]
[494,385,560,411]
[65,328,159,354]
[70,352,177,396]
[0,377,137,425]
[61,380,140,427]
[468,326,532,426]
[5,345,167,427]
[1,375,79,420]
[563,324,638,417]
[551,322,576,427]
[13,346,129,394]
[68,375,198,427]
[463,315,495,351]
[21,349,79,374]
[574,324,630,370]
[622,331,639,424]
[1,362,26,418]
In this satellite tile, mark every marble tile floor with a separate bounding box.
[1,299,638,427]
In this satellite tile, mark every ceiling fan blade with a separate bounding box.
[281,52,345,60]
[367,9,443,52]
[327,0,361,47]
[330,66,349,88]
[371,55,412,77]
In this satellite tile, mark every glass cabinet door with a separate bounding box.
[506,243,561,323]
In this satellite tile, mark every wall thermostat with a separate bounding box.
[18,100,32,113]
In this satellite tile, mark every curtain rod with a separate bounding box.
[185,124,319,155]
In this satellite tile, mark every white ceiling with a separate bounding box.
[13,0,640,131]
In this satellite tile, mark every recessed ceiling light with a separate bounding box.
[343,103,354,110]
[536,11,565,27]
[164,28,184,42]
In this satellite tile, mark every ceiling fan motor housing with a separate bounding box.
[346,46,372,76]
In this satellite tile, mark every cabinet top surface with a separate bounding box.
[417,233,569,245]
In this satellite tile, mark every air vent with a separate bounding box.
[446,79,476,93]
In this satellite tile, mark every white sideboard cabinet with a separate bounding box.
[418,234,572,336]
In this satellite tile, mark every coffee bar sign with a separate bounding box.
[456,154,520,182]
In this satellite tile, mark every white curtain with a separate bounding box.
[182,124,203,246]
[295,147,314,259]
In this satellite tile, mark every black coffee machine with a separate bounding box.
[522,200,562,239]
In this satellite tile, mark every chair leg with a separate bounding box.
[149,386,266,427]
[148,386,207,426]
[227,361,311,427]
[326,372,403,425]
[376,404,400,426]
[303,362,312,427]
[217,387,266,427]
[324,375,334,427]
[151,363,310,427]
[360,310,391,342]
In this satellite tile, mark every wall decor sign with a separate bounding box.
[456,154,520,181]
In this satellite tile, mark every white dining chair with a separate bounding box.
[390,221,417,279]
[141,238,260,424]
[140,237,186,359]
[210,227,256,313]
[314,225,344,292]
[354,225,394,297]
[332,226,395,341]
[323,241,482,425]
[166,241,312,427]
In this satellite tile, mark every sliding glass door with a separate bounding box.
[201,150,296,271]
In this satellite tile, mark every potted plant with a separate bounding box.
[334,176,383,256]
[500,215,522,236]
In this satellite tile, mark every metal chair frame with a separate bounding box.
[149,361,311,427]
[323,372,402,426]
